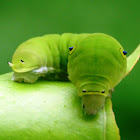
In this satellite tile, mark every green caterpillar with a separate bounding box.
[8,33,140,115]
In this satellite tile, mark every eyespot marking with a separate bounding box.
[69,47,73,51]
[123,51,127,55]
[69,45,77,55]
[120,48,127,58]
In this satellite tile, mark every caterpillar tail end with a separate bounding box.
[8,62,13,68]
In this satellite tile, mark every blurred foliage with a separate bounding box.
[0,0,140,140]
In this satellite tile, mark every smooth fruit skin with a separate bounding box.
[0,73,120,140]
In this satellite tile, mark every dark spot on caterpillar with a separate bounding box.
[82,89,86,92]
[123,51,127,55]
[83,104,85,109]
[21,60,24,62]
[69,47,74,51]
[101,90,105,93]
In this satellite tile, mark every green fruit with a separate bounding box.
[0,73,120,140]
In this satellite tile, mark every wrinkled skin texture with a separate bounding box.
[68,34,127,114]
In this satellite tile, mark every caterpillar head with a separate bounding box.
[82,94,105,115]
[9,50,42,73]
[79,83,108,115]
[68,33,127,115]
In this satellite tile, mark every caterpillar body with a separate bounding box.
[9,33,128,115]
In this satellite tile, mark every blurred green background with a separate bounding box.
[0,0,139,139]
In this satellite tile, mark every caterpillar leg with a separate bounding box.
[32,66,54,75]
[108,88,114,97]
[12,71,39,83]
[12,67,55,83]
